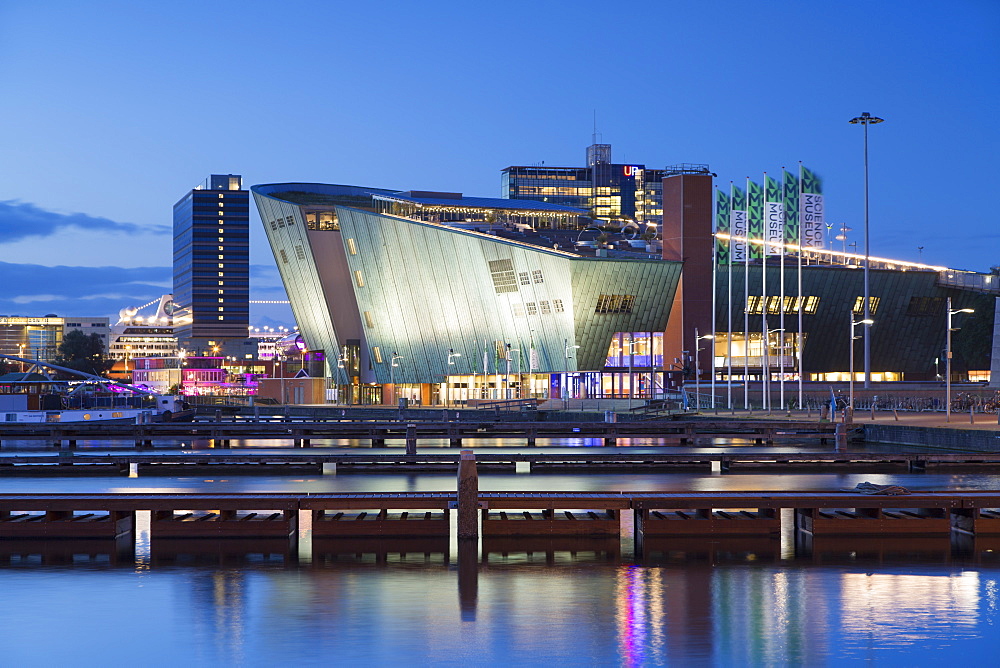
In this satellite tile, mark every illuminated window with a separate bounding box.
[488,259,517,294]
[218,219,224,225]
[218,228,224,233]
[553,299,565,313]
[219,316,224,320]
[347,238,357,255]
[532,270,544,284]
[354,270,364,287]
[218,246,224,251]
[218,255,224,260]
[218,263,224,268]
[526,302,538,315]
[540,301,551,314]
[372,346,383,364]
[218,202,224,208]
[853,296,881,315]
[364,311,375,328]
[746,295,820,315]
[218,280,224,285]
[518,271,530,285]
[218,298,224,302]
[595,294,635,314]
[218,194,224,199]
[218,307,224,311]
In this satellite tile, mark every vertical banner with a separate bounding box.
[715,189,730,265]
[764,174,784,256]
[783,169,800,248]
[747,180,764,259]
[800,166,825,249]
[729,184,747,262]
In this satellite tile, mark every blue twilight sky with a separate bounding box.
[1,0,997,324]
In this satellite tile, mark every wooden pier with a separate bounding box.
[3,490,1000,544]
[0,419,840,449]
[4,451,1000,476]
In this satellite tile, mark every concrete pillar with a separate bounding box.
[405,424,417,455]
[457,450,479,539]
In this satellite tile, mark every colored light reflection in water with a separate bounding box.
[615,566,665,666]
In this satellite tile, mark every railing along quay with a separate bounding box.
[3,451,1000,475]
[0,419,840,449]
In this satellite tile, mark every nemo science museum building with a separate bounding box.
[252,182,682,405]
[254,172,998,406]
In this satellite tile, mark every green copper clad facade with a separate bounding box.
[254,184,681,383]
[716,265,993,377]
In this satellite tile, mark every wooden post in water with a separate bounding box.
[835,423,848,451]
[457,449,479,539]
[405,423,417,455]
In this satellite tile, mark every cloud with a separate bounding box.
[0,200,170,243]
[0,261,290,321]
[0,262,172,317]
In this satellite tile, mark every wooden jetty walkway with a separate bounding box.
[4,489,1000,541]
[3,450,1000,476]
[0,419,840,449]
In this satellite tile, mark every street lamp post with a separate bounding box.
[563,339,580,409]
[849,111,884,389]
[446,349,461,407]
[763,328,784,415]
[849,315,874,410]
[390,352,403,405]
[624,336,635,411]
[946,298,974,422]
[509,346,521,399]
[694,328,714,411]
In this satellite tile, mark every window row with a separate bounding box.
[512,299,565,318]
[745,295,820,315]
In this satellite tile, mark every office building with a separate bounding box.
[502,143,685,229]
[0,316,64,362]
[172,174,250,355]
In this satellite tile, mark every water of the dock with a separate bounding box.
[2,430,999,666]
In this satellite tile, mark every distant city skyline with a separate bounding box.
[1,1,997,321]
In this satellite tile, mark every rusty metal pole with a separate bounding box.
[457,449,479,539]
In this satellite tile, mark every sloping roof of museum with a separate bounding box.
[377,192,587,214]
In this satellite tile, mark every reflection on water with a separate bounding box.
[4,439,1000,663]
[1,536,1000,664]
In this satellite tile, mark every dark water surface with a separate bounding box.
[3,438,1000,665]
